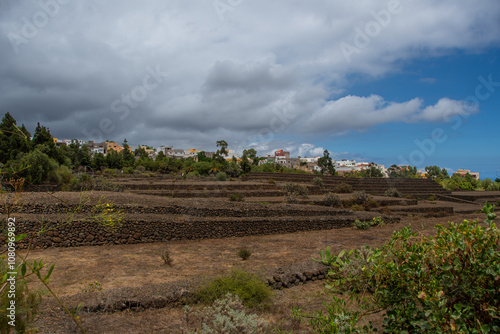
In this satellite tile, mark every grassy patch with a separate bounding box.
[194,269,273,309]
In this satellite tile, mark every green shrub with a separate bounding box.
[102,168,118,178]
[281,182,308,203]
[0,258,42,333]
[365,198,380,209]
[135,165,146,173]
[284,193,298,204]
[353,219,371,230]
[350,204,365,211]
[334,182,353,193]
[324,192,342,207]
[186,171,200,179]
[238,248,252,261]
[384,187,402,198]
[370,216,383,226]
[48,165,73,185]
[428,194,437,201]
[281,182,308,197]
[92,177,122,192]
[312,177,324,187]
[6,148,58,184]
[122,167,135,175]
[267,179,276,185]
[353,216,384,230]
[195,269,273,309]
[351,191,369,204]
[183,294,269,334]
[69,173,92,190]
[216,172,227,181]
[229,193,244,202]
[310,203,500,333]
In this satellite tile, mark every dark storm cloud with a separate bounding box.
[0,0,498,155]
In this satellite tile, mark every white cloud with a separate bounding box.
[417,98,478,122]
[0,0,497,148]
[302,95,478,134]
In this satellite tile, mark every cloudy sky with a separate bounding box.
[1,0,499,178]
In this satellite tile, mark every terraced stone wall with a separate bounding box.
[15,215,398,249]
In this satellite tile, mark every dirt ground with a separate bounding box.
[27,211,486,333]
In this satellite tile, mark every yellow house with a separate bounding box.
[105,141,124,153]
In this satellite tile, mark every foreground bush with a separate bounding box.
[184,294,269,334]
[308,203,500,333]
[195,269,273,309]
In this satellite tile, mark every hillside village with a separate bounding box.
[53,138,480,179]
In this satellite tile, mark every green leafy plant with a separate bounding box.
[370,216,383,226]
[307,203,500,333]
[353,219,371,230]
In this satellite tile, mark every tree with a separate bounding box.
[425,165,450,181]
[359,164,384,177]
[0,112,31,163]
[155,151,166,161]
[239,153,251,174]
[243,148,258,165]
[317,150,335,175]
[121,140,135,167]
[214,140,229,165]
[6,147,58,184]
[31,123,64,164]
[91,153,106,171]
[216,140,228,156]
[197,151,212,162]
[134,147,149,159]
[105,150,124,169]
[389,165,417,178]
